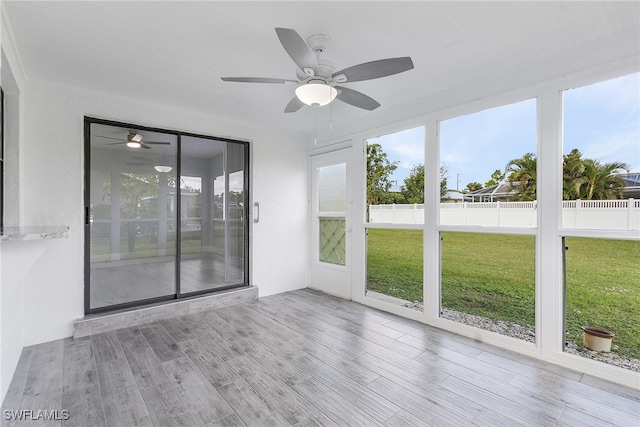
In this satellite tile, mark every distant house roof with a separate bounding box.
[619,172,640,198]
[463,174,640,202]
[619,172,640,187]
[465,183,517,202]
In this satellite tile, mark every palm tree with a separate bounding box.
[466,182,483,192]
[562,149,586,200]
[571,159,628,200]
[506,153,537,201]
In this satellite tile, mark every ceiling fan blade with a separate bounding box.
[221,77,296,84]
[106,142,126,145]
[275,28,318,75]
[142,141,171,145]
[335,86,381,111]
[97,135,125,142]
[332,57,414,83]
[284,96,305,113]
[140,143,152,149]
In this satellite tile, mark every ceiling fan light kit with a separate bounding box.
[295,80,338,107]
[153,165,173,173]
[125,131,143,148]
[221,27,414,113]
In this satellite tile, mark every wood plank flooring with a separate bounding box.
[2,289,639,427]
[90,256,242,308]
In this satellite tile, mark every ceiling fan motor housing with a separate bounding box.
[307,33,331,53]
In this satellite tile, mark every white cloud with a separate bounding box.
[582,127,640,172]
[567,72,640,118]
[370,126,425,181]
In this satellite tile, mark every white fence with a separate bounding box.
[369,199,640,230]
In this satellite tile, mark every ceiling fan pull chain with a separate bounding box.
[314,106,318,145]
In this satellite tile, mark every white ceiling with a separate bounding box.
[3,1,639,135]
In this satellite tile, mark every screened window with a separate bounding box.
[439,99,537,227]
[562,72,640,231]
[365,126,425,311]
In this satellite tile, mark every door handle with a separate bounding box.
[254,202,260,223]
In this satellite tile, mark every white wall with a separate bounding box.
[28,78,309,332]
[0,78,309,400]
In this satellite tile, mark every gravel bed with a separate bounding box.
[403,301,639,372]
[564,341,640,372]
[440,307,536,343]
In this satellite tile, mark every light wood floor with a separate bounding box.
[2,289,639,427]
[90,256,242,309]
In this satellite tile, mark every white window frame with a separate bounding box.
[323,59,639,388]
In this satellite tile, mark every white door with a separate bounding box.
[310,150,352,299]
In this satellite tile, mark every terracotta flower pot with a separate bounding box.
[582,326,615,352]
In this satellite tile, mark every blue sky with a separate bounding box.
[371,72,639,190]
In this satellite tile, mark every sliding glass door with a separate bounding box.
[179,136,246,293]
[85,118,248,313]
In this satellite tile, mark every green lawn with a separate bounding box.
[91,232,204,261]
[366,229,640,360]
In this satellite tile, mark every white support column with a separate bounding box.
[424,119,440,323]
[536,89,564,358]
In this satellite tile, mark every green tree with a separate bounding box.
[506,153,537,201]
[440,164,449,199]
[571,158,628,200]
[367,143,398,207]
[466,182,483,192]
[485,169,505,187]
[508,149,628,201]
[402,164,424,203]
[562,148,586,199]
[103,173,176,252]
[400,164,448,203]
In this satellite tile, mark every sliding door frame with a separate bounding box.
[83,117,250,314]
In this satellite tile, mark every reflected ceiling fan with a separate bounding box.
[221,28,414,113]
[97,130,171,149]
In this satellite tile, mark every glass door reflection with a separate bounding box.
[88,124,177,309]
[87,120,248,312]
[179,136,246,294]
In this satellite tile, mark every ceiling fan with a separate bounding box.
[221,28,414,113]
[97,130,171,149]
